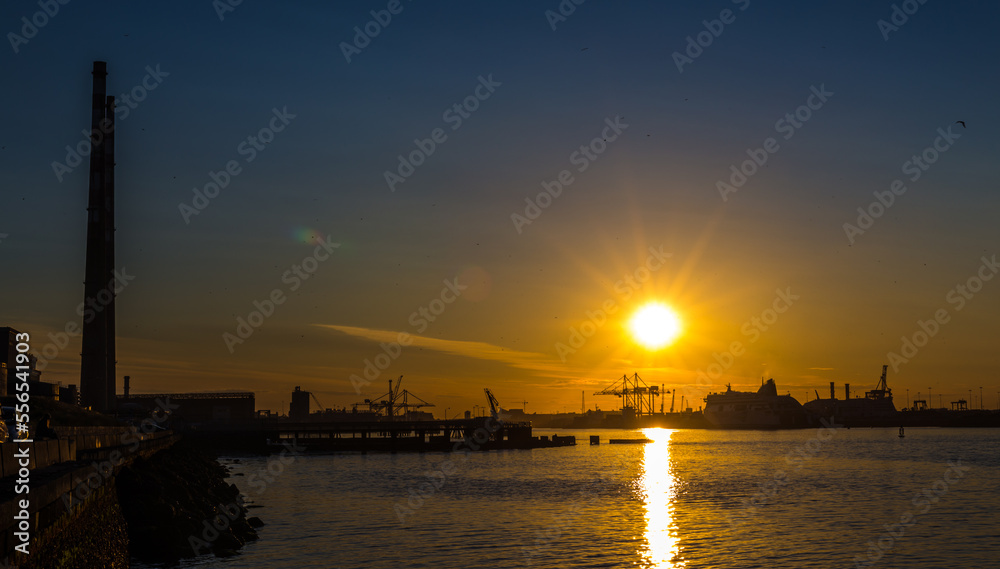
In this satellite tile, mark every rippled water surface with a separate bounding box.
[143,428,1000,568]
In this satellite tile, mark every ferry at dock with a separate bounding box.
[703,378,813,429]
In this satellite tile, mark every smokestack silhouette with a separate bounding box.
[104,94,116,408]
[80,61,116,411]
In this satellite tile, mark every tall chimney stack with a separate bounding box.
[845,383,850,400]
[104,94,116,410]
[80,61,116,412]
[830,381,835,400]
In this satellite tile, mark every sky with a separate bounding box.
[2,0,999,415]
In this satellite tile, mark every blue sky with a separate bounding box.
[2,0,999,413]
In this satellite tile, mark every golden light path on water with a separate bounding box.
[640,428,684,568]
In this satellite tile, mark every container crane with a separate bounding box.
[594,373,662,416]
[353,376,435,420]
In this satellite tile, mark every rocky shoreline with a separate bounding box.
[115,439,263,562]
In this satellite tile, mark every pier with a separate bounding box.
[189,418,576,453]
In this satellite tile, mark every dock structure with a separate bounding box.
[265,418,574,452]
[188,418,575,452]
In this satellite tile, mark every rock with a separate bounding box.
[214,548,240,558]
[213,531,244,551]
[116,439,263,562]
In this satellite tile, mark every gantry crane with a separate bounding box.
[593,373,664,416]
[354,376,435,420]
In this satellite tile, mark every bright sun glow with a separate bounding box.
[629,303,683,349]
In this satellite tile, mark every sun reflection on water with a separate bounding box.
[640,428,683,568]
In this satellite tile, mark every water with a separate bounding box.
[141,428,1000,568]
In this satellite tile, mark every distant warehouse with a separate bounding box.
[119,391,255,424]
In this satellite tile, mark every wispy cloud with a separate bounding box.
[808,367,835,371]
[317,324,572,377]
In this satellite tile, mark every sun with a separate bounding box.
[629,303,683,349]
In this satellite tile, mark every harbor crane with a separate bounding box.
[310,391,327,412]
[484,388,503,422]
[594,373,664,417]
[866,365,892,400]
[354,376,434,420]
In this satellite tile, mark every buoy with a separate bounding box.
[898,426,905,438]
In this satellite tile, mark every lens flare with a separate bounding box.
[292,227,325,245]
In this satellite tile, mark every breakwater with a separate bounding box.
[0,430,259,567]
[116,439,261,562]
